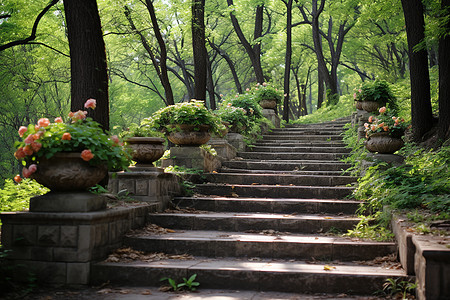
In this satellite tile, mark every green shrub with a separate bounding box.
[0,179,49,214]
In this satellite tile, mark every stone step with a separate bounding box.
[253,141,347,147]
[91,258,407,294]
[148,212,360,233]
[222,160,352,171]
[262,135,343,141]
[124,230,397,261]
[195,183,353,199]
[202,173,357,186]
[172,196,362,214]
[220,168,349,176]
[238,151,350,160]
[249,146,350,153]
[267,130,344,136]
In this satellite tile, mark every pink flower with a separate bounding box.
[22,167,32,178]
[262,82,267,86]
[364,123,369,128]
[38,118,50,128]
[246,88,250,92]
[370,125,377,131]
[368,116,373,123]
[220,94,223,97]
[31,142,42,152]
[14,175,22,183]
[24,135,35,144]
[23,145,33,156]
[84,98,97,109]
[379,107,386,114]
[81,149,94,161]
[383,126,389,131]
[110,135,119,144]
[62,132,71,140]
[28,164,37,174]
[353,93,357,99]
[71,110,88,122]
[54,117,63,123]
[14,148,26,159]
[358,89,362,93]
[18,126,28,137]
[22,165,37,178]
[33,132,43,140]
[68,112,74,118]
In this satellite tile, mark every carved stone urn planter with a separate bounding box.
[362,100,382,113]
[167,124,211,146]
[259,99,277,109]
[355,101,363,110]
[29,152,108,212]
[30,152,107,191]
[126,137,165,166]
[365,132,404,154]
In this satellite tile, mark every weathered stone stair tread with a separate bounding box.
[220,168,348,176]
[195,183,353,199]
[262,135,343,141]
[173,196,361,214]
[202,173,356,186]
[124,230,396,261]
[223,161,351,172]
[253,141,347,147]
[248,146,350,153]
[238,152,350,160]
[91,258,407,293]
[149,212,359,233]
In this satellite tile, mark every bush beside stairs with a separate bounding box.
[91,117,408,295]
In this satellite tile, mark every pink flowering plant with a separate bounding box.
[251,82,283,104]
[14,99,131,180]
[364,107,410,138]
[216,102,250,132]
[146,100,226,136]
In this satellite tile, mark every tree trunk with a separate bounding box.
[206,54,216,110]
[438,0,450,141]
[226,0,264,83]
[145,0,174,105]
[401,0,433,141]
[317,70,324,109]
[192,0,207,101]
[64,0,109,130]
[283,0,293,122]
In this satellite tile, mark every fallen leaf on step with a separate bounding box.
[231,192,239,197]
[324,217,333,219]
[141,290,152,295]
[119,289,131,294]
[166,229,176,233]
[324,265,336,271]
[212,171,217,173]
[251,183,259,185]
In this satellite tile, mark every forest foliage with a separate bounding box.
[0,0,447,183]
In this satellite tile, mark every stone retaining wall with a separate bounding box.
[391,214,450,300]
[1,204,155,285]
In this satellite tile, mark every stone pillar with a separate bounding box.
[225,133,246,152]
[262,108,280,128]
[207,138,237,161]
[108,170,181,208]
[161,146,222,173]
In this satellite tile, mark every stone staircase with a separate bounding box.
[92,118,408,295]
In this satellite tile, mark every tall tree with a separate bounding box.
[282,0,293,122]
[226,0,265,83]
[64,0,109,130]
[438,0,450,141]
[401,0,433,141]
[298,0,355,104]
[192,0,207,101]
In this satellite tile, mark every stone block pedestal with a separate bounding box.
[225,133,246,152]
[208,138,237,161]
[161,146,222,173]
[262,108,280,128]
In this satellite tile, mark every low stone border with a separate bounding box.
[391,213,450,300]
[1,203,156,285]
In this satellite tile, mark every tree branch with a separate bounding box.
[0,0,58,52]
[27,42,69,57]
